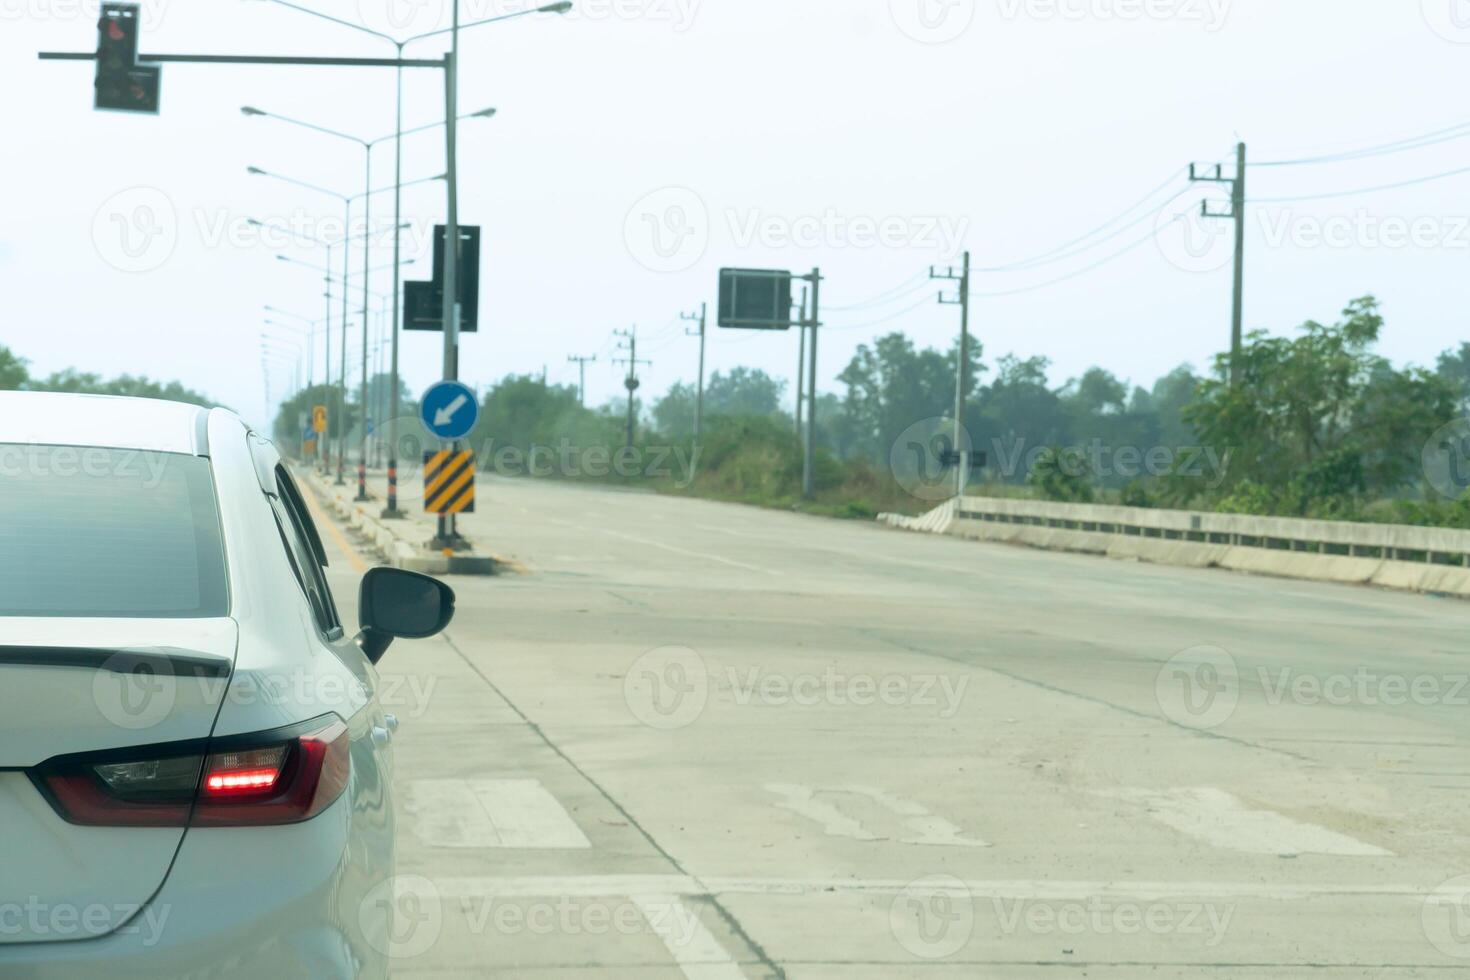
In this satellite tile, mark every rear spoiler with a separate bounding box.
[0,647,231,679]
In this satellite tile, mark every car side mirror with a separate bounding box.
[356,567,456,664]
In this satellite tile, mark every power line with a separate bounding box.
[1256,119,1470,168]
[968,224,1162,298]
[824,270,931,311]
[824,292,938,332]
[1250,161,1470,203]
[972,167,1190,273]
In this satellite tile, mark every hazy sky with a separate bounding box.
[4,0,1470,429]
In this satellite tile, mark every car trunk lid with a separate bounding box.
[0,618,235,945]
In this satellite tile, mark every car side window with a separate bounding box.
[271,466,342,637]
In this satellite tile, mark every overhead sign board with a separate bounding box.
[404,225,481,333]
[718,268,794,331]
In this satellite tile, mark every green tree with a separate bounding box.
[837,331,984,463]
[0,346,28,390]
[1183,297,1455,514]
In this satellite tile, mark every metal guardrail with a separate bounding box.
[951,496,1470,567]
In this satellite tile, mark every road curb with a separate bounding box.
[298,467,502,577]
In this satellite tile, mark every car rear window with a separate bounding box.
[0,444,228,617]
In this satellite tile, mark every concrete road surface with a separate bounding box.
[303,470,1470,978]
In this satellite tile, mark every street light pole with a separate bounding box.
[358,149,372,500]
[386,48,406,518]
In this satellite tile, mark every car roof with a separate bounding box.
[0,391,214,455]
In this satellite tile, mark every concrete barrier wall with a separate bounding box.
[879,496,1470,599]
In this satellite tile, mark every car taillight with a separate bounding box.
[31,715,350,828]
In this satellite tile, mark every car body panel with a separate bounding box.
[0,395,395,975]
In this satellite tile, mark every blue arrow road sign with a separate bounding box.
[420,380,479,440]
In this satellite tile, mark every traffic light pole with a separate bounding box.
[39,47,450,485]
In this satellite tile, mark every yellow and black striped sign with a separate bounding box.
[423,450,476,514]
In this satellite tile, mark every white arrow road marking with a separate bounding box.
[1100,787,1393,857]
[406,778,592,849]
[433,393,469,427]
[767,783,991,847]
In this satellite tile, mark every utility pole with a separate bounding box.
[567,354,596,406]
[680,303,706,441]
[794,286,808,435]
[800,268,822,500]
[932,250,972,496]
[613,327,651,451]
[1190,142,1247,386]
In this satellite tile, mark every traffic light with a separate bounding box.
[95,3,159,114]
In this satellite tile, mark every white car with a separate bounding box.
[0,391,453,978]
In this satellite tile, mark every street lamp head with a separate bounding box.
[471,107,498,119]
[540,1,574,13]
[240,106,267,117]
[247,166,267,176]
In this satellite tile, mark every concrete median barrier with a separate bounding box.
[298,467,500,576]
[880,496,1470,599]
